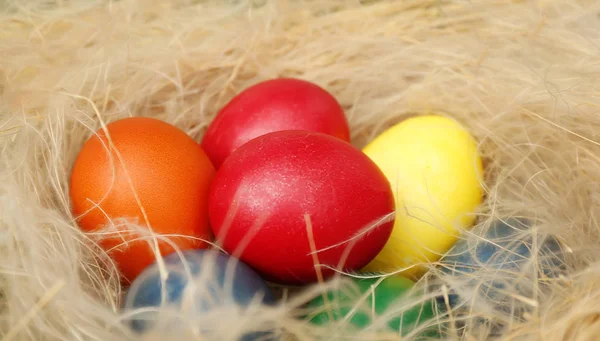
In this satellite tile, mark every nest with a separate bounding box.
[2,0,600,340]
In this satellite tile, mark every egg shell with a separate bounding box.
[436,218,567,313]
[361,114,484,279]
[306,275,440,337]
[208,130,395,285]
[123,249,278,341]
[201,78,350,168]
[69,117,215,283]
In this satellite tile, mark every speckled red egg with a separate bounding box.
[201,78,350,169]
[208,130,395,285]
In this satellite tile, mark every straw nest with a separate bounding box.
[2,0,600,340]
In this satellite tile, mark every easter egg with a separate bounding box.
[201,78,350,168]
[70,117,216,283]
[123,249,278,340]
[361,114,484,278]
[208,130,395,285]
[436,218,566,314]
[306,275,439,337]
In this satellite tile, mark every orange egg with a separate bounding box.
[69,117,215,284]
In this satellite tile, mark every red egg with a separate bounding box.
[208,130,395,285]
[201,78,350,169]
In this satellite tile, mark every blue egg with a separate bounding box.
[122,249,278,340]
[436,218,567,314]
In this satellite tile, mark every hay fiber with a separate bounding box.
[2,0,600,340]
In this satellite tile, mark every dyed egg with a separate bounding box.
[208,130,395,285]
[306,275,439,337]
[436,218,566,314]
[361,114,484,279]
[123,249,278,340]
[201,78,350,168]
[69,117,215,283]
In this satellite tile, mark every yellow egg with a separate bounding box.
[361,114,484,278]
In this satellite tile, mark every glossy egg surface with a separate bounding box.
[208,130,395,285]
[123,249,277,340]
[361,114,484,278]
[201,78,350,168]
[306,275,439,337]
[70,117,215,282]
[437,218,566,313]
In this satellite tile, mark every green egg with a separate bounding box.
[305,275,441,338]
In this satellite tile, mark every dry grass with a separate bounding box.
[2,0,600,340]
